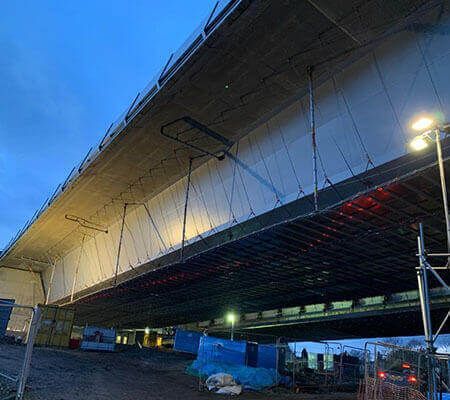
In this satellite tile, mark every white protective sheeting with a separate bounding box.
[0,268,44,333]
[44,19,450,303]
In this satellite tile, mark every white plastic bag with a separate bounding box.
[206,373,242,395]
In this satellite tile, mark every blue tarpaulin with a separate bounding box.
[173,329,203,355]
[188,335,291,391]
[187,359,280,391]
[257,344,277,369]
[197,336,247,366]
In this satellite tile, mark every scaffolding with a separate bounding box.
[415,223,450,400]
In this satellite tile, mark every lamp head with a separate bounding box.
[410,135,429,151]
[411,116,435,132]
[226,312,236,324]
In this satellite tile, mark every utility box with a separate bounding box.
[35,304,75,347]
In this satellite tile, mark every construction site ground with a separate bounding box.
[0,343,356,400]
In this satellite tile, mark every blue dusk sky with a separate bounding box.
[0,0,214,249]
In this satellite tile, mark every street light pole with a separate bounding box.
[410,116,450,399]
[410,117,450,263]
[226,312,236,341]
[434,128,450,263]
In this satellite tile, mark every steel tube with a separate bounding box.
[181,158,193,262]
[114,204,128,286]
[435,129,450,263]
[0,371,17,382]
[417,228,434,348]
[15,306,41,400]
[45,262,56,305]
[434,310,450,341]
[308,66,318,211]
[71,235,85,302]
[426,262,449,289]
[417,224,437,399]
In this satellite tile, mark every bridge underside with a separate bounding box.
[208,309,450,342]
[69,142,450,331]
[251,309,450,340]
[1,0,440,270]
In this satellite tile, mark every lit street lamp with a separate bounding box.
[226,312,236,341]
[409,116,450,260]
[409,115,450,400]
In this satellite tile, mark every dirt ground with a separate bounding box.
[0,343,356,400]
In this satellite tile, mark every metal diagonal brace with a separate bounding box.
[65,214,108,234]
[181,158,194,262]
[161,116,232,160]
[308,66,319,211]
[114,204,128,286]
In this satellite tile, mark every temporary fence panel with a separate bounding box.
[285,340,364,392]
[359,342,450,400]
[35,304,75,348]
[0,299,14,337]
[173,329,203,355]
[359,377,427,400]
[0,303,40,400]
[338,345,366,387]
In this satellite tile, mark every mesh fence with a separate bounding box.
[359,342,450,400]
[358,377,427,400]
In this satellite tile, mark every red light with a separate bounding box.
[402,363,411,369]
[378,371,387,379]
[408,375,417,384]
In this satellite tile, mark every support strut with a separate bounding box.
[181,158,193,262]
[114,204,128,286]
[308,66,319,211]
[71,235,85,303]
